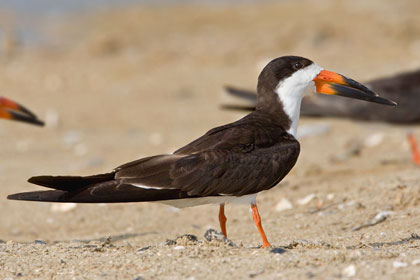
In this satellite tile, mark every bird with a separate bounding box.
[0,96,44,126]
[7,56,396,248]
[223,68,420,123]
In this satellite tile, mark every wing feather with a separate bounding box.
[114,129,299,197]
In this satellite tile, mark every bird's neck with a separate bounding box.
[256,89,305,138]
[276,92,303,138]
[255,95,293,136]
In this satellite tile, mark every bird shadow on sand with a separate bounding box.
[246,245,287,254]
[269,247,287,254]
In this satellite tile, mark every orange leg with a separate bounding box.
[408,133,420,166]
[219,204,227,237]
[251,203,271,248]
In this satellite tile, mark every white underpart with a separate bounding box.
[275,63,323,137]
[132,183,258,208]
[159,193,257,208]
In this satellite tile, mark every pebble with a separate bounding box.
[327,193,335,200]
[374,211,393,221]
[50,203,77,213]
[364,133,384,147]
[275,198,293,212]
[137,246,151,252]
[45,109,60,128]
[297,194,315,205]
[338,200,355,210]
[166,234,198,246]
[393,261,408,268]
[342,264,356,277]
[351,210,392,231]
[204,229,236,247]
[412,259,420,265]
[173,246,185,250]
[34,240,47,245]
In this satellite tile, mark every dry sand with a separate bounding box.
[1,0,420,279]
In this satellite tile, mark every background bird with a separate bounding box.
[223,68,420,123]
[0,97,44,126]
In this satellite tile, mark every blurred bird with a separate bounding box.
[8,56,395,248]
[224,69,420,165]
[223,68,420,123]
[0,97,44,126]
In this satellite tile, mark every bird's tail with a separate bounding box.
[7,173,115,202]
[7,172,193,203]
[27,173,115,191]
[7,190,75,202]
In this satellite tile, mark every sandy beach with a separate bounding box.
[1,0,420,278]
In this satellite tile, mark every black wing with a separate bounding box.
[8,121,299,202]
[117,133,299,197]
[114,122,299,197]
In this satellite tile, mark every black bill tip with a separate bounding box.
[330,83,397,107]
[9,111,45,126]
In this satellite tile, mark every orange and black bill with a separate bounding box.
[313,70,397,106]
[0,97,44,126]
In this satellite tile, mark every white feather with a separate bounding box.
[132,184,165,190]
[131,183,258,208]
[275,63,323,137]
[159,193,257,208]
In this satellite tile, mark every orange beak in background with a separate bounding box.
[313,70,397,106]
[0,97,44,126]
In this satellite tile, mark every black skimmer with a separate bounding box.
[224,68,420,123]
[0,97,44,126]
[7,56,396,248]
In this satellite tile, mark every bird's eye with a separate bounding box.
[293,62,303,70]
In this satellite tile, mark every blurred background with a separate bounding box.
[1,0,420,278]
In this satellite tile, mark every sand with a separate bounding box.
[1,0,420,279]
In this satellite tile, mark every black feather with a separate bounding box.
[28,173,115,191]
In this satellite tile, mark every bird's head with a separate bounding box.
[257,56,396,107]
[256,56,396,136]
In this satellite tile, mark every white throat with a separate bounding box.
[275,63,323,137]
